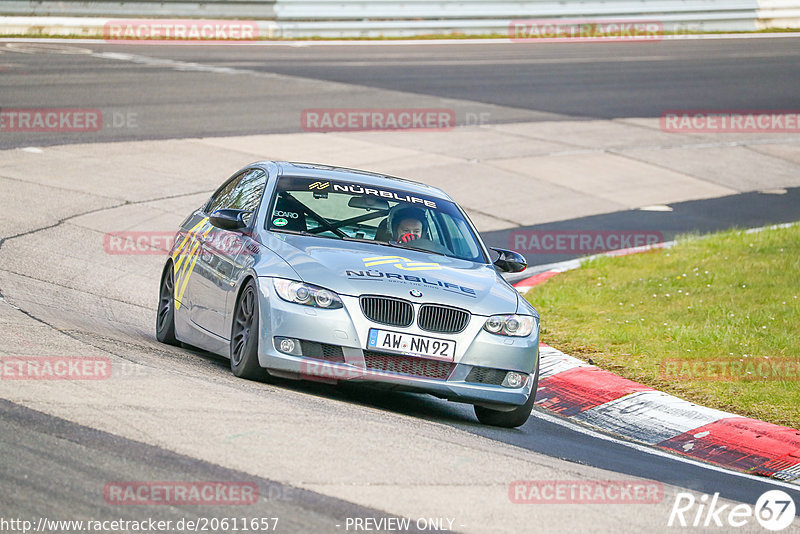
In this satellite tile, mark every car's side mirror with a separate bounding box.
[209,209,250,231]
[490,248,527,273]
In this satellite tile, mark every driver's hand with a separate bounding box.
[398,233,418,243]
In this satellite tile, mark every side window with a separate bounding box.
[207,172,247,214]
[227,169,267,224]
[207,169,267,225]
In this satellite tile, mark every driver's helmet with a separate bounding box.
[387,205,428,240]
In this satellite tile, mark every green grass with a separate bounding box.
[525,223,800,429]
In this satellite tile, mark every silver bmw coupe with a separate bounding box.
[157,161,540,427]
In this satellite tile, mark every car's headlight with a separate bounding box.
[483,314,537,337]
[273,279,343,309]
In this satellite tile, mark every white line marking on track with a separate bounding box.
[639,204,673,212]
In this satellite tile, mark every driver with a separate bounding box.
[391,207,425,243]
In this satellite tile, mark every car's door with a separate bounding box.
[188,168,267,337]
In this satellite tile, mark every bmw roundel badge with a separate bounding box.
[410,290,423,298]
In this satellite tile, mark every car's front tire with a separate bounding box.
[473,361,539,428]
[230,279,267,380]
[156,262,179,346]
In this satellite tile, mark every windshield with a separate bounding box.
[266,176,487,263]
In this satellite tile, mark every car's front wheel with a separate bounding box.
[474,362,539,428]
[230,279,267,380]
[156,262,179,346]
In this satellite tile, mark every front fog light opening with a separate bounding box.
[275,337,302,356]
[502,371,527,388]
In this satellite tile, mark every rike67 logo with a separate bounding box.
[668,490,796,531]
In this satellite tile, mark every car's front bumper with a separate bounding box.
[256,277,539,407]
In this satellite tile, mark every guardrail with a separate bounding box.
[756,0,800,27]
[0,1,276,18]
[0,0,797,37]
[274,0,758,20]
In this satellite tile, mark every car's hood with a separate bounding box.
[260,234,519,314]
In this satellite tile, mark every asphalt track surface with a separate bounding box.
[1,37,800,532]
[1,38,800,147]
[0,399,413,533]
[486,186,800,267]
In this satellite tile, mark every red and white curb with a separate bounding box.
[516,239,800,485]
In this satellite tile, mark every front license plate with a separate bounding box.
[367,329,455,361]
